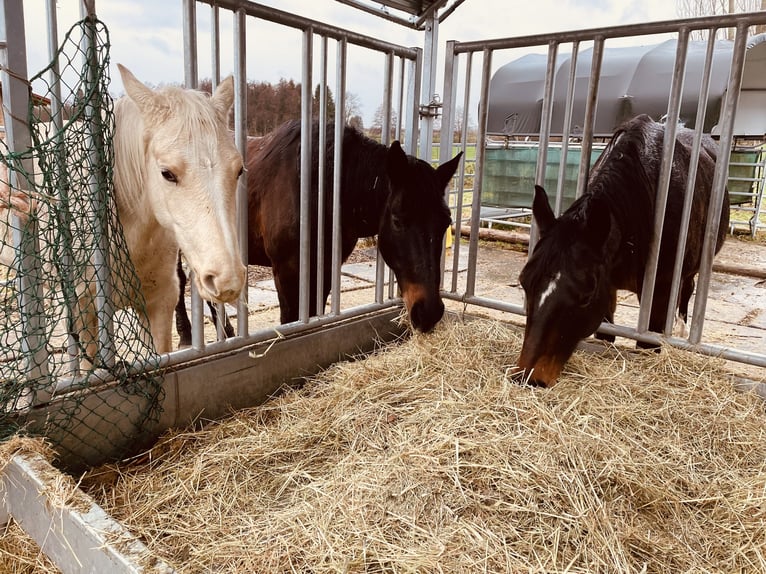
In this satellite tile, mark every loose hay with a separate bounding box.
[6,316,766,572]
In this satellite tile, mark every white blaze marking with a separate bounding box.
[538,272,561,310]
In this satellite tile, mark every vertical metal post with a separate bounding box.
[211,3,226,338]
[419,12,438,161]
[529,40,559,252]
[183,0,198,88]
[330,37,347,317]
[451,47,472,293]
[555,40,580,217]
[575,36,604,199]
[403,48,422,156]
[234,7,248,338]
[664,30,716,335]
[316,36,328,316]
[81,0,117,368]
[47,0,79,376]
[465,48,492,298]
[1,0,50,396]
[637,29,689,334]
[182,0,204,348]
[211,4,220,86]
[298,27,313,323]
[689,22,749,344]
[377,50,394,304]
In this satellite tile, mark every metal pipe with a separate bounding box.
[234,7,248,338]
[663,30,716,335]
[575,36,604,199]
[689,22,749,344]
[465,48,491,298]
[555,40,579,216]
[298,27,313,323]
[330,37,347,317]
[316,36,329,316]
[636,28,689,334]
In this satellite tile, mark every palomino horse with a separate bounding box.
[517,114,729,387]
[0,65,246,363]
[175,121,462,345]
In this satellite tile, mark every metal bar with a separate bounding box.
[575,36,604,199]
[182,0,205,349]
[81,1,116,368]
[1,0,50,396]
[211,4,225,338]
[418,12,438,161]
[636,28,689,334]
[211,3,220,85]
[195,0,419,59]
[438,37,458,290]
[376,50,395,305]
[403,48,422,156]
[298,27,313,323]
[330,37,347,317]
[234,7,248,338]
[465,48,491,298]
[316,35,328,316]
[689,22,749,344]
[554,40,579,216]
[529,40,558,252]
[47,0,79,376]
[452,11,766,54]
[663,30,716,335]
[450,46,471,293]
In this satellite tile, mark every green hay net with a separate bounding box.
[0,17,164,471]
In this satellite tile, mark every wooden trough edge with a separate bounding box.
[455,225,766,279]
[0,451,176,574]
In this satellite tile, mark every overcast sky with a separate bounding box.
[23,0,682,126]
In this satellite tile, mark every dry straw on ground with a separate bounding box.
[3,315,766,573]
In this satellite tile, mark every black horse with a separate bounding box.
[517,114,729,387]
[176,121,462,345]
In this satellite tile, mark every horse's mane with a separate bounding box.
[568,115,659,260]
[113,86,228,212]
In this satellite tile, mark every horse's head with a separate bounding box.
[517,186,617,387]
[117,64,246,305]
[377,141,462,333]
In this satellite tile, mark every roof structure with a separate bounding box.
[487,34,766,138]
[335,0,465,29]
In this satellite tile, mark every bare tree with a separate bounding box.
[344,92,363,125]
[676,0,766,39]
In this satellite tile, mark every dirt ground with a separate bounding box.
[180,232,766,380]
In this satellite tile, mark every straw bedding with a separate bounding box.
[4,315,766,572]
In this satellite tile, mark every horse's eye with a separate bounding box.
[237,166,244,178]
[161,169,178,183]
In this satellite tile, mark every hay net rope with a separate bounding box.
[0,17,163,469]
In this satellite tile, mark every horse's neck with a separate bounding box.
[343,133,389,238]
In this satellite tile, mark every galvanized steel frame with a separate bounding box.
[440,11,766,369]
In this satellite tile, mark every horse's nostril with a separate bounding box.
[201,273,219,298]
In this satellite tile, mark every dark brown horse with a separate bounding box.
[176,121,462,345]
[517,114,729,387]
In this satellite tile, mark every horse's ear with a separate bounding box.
[211,76,235,121]
[532,185,556,234]
[387,141,409,185]
[118,63,166,117]
[435,151,463,192]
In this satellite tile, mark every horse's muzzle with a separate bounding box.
[400,281,444,333]
[197,262,246,303]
